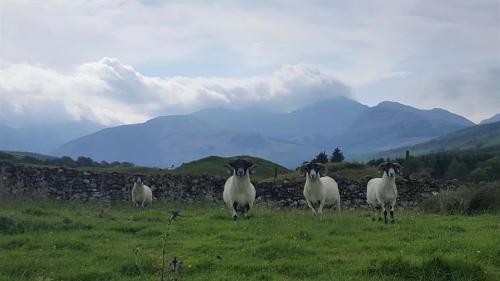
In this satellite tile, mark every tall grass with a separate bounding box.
[420,182,500,214]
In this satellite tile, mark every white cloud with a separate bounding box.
[0,0,498,126]
[0,58,351,126]
[1,0,498,85]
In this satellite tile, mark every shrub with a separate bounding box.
[420,183,500,214]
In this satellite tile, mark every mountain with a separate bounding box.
[480,113,500,125]
[376,121,500,158]
[56,115,318,168]
[55,98,475,168]
[0,120,105,154]
[333,101,475,154]
[192,97,368,140]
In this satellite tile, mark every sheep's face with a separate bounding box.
[133,177,144,188]
[300,162,326,180]
[378,162,402,178]
[226,159,255,177]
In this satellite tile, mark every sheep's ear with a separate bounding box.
[377,162,387,172]
[224,164,233,174]
[298,165,307,177]
[393,163,403,175]
[249,164,257,175]
[317,163,327,176]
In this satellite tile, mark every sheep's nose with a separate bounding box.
[237,169,245,176]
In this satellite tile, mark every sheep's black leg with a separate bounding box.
[390,205,395,224]
[244,204,251,219]
[377,206,383,222]
[383,206,388,224]
[232,202,238,221]
[370,205,376,221]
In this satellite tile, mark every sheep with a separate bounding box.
[131,177,153,208]
[300,162,341,216]
[222,159,256,221]
[366,162,402,224]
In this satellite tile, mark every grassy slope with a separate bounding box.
[0,201,498,281]
[0,150,57,160]
[173,155,290,181]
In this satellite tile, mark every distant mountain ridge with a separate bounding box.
[375,120,500,158]
[54,97,475,168]
[0,120,105,154]
[480,113,500,125]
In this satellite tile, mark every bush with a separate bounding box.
[420,183,500,214]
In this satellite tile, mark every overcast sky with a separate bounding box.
[0,0,499,126]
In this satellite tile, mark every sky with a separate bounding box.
[0,0,499,126]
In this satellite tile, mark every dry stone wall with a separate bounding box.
[0,162,459,208]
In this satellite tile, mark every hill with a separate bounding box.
[173,155,290,180]
[0,120,104,154]
[376,121,500,158]
[0,150,57,161]
[480,113,500,124]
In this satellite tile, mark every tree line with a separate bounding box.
[369,150,500,182]
[0,152,135,168]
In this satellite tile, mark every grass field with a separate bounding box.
[0,200,498,281]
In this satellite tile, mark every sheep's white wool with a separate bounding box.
[366,163,400,223]
[131,178,153,208]
[301,163,341,215]
[222,160,256,220]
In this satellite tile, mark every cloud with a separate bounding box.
[1,0,498,85]
[356,68,500,123]
[0,58,351,126]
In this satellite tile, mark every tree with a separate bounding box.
[445,158,468,180]
[330,147,345,163]
[76,156,95,167]
[312,151,329,164]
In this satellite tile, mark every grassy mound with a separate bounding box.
[173,155,290,180]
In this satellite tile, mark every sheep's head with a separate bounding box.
[299,162,326,180]
[378,162,402,178]
[133,177,143,188]
[225,159,256,177]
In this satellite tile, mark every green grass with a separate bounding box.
[173,155,290,181]
[0,200,498,281]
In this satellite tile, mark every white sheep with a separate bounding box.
[300,162,340,216]
[366,162,402,224]
[223,159,256,221]
[131,177,153,208]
